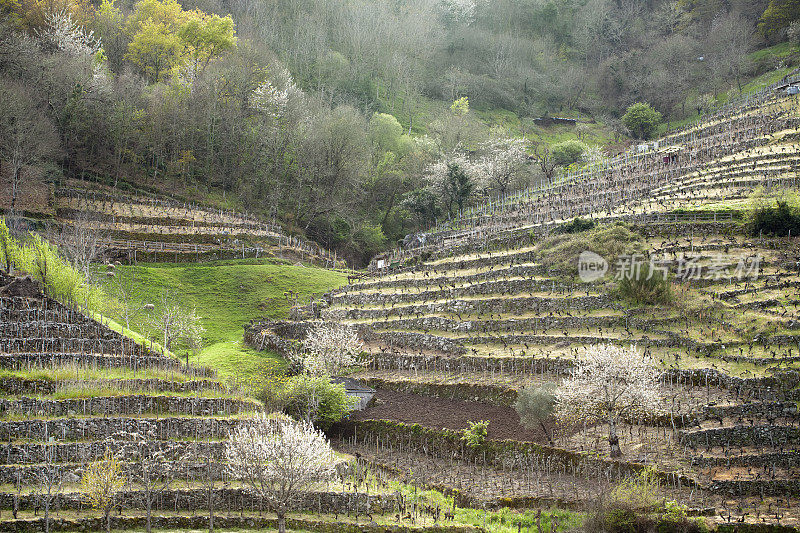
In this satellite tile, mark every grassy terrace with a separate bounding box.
[0,503,582,533]
[0,366,196,382]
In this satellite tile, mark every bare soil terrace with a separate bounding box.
[350,389,552,442]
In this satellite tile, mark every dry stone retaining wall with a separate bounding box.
[324,294,614,321]
[0,487,398,515]
[0,395,258,418]
[680,425,800,448]
[0,514,482,533]
[0,416,243,441]
[0,440,225,465]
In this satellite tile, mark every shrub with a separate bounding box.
[281,374,356,428]
[354,222,388,258]
[746,199,800,237]
[514,384,556,445]
[616,263,672,306]
[461,420,489,448]
[622,102,662,140]
[610,468,663,510]
[585,501,704,533]
[585,471,705,533]
[603,506,639,533]
[551,140,586,166]
[555,217,595,234]
[535,223,642,273]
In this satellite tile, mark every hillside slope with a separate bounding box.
[297,75,800,524]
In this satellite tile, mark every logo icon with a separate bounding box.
[578,251,608,282]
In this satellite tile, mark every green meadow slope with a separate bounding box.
[99,259,347,379]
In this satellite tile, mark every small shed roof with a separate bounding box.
[331,377,376,411]
[331,377,376,394]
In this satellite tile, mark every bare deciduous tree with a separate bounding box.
[707,12,753,94]
[0,81,60,212]
[147,290,205,354]
[226,414,337,533]
[113,429,188,533]
[531,141,558,185]
[26,447,66,533]
[109,268,144,332]
[55,211,107,281]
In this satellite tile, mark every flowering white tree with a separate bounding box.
[555,344,661,458]
[250,67,303,121]
[474,136,528,195]
[424,151,481,217]
[251,80,291,117]
[226,414,337,533]
[301,322,362,376]
[38,10,101,58]
[37,11,110,92]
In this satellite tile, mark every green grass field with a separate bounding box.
[99,259,348,379]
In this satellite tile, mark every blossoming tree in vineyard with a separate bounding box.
[555,344,662,458]
[226,414,337,533]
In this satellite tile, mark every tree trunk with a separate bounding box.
[540,422,554,446]
[44,498,49,533]
[11,165,20,212]
[277,512,287,533]
[105,509,111,533]
[146,487,152,533]
[608,416,622,458]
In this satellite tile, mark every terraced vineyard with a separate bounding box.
[327,229,800,524]
[52,180,342,267]
[311,90,800,527]
[0,283,447,532]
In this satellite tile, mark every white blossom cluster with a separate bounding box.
[423,150,479,195]
[473,136,527,192]
[555,344,662,426]
[440,0,477,23]
[225,414,336,509]
[581,145,609,167]
[250,68,303,120]
[424,137,527,197]
[301,321,362,376]
[37,11,110,93]
[39,10,101,58]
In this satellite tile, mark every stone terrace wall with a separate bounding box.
[0,395,258,417]
[0,377,224,396]
[0,487,399,515]
[0,416,243,441]
[324,294,614,321]
[0,440,225,465]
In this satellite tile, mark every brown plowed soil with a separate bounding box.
[350,388,553,442]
